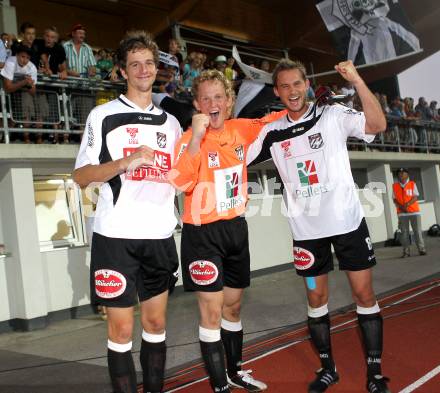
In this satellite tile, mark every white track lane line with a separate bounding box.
[398,365,440,393]
[166,283,440,392]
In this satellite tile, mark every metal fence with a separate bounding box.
[265,102,440,154]
[348,116,440,154]
[1,78,440,153]
[0,75,125,143]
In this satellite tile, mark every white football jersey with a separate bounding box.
[247,104,374,240]
[75,95,182,239]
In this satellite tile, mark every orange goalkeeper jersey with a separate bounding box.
[171,110,286,225]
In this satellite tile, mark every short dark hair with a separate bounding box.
[272,58,307,86]
[117,30,159,70]
[20,22,35,34]
[15,44,32,56]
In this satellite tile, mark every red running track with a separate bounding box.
[155,279,440,393]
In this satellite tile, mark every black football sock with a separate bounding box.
[357,303,383,378]
[221,319,243,377]
[107,340,137,393]
[140,331,167,393]
[307,305,335,371]
[199,326,230,393]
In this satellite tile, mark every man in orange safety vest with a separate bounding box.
[392,168,427,257]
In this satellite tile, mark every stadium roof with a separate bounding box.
[15,0,440,83]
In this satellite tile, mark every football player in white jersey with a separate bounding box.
[247,59,390,393]
[74,31,181,393]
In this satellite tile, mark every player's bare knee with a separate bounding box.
[142,316,166,334]
[307,289,328,308]
[108,322,133,343]
[201,308,222,328]
[352,289,376,308]
[223,302,241,321]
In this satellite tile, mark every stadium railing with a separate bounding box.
[265,102,440,154]
[0,75,125,143]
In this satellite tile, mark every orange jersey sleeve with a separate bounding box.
[236,110,288,145]
[170,130,201,193]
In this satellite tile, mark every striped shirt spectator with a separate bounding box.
[63,24,96,77]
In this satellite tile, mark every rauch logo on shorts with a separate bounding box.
[95,269,127,299]
[189,260,219,285]
[293,247,315,270]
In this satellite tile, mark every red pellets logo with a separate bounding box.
[95,269,127,299]
[189,260,218,285]
[293,247,315,270]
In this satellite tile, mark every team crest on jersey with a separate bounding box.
[281,140,292,159]
[208,152,220,168]
[308,133,324,149]
[234,145,244,161]
[126,128,138,144]
[156,132,167,148]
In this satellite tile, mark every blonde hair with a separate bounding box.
[192,69,235,102]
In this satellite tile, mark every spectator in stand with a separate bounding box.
[33,26,68,143]
[0,36,7,68]
[379,94,391,114]
[63,24,96,78]
[1,44,37,143]
[214,55,227,74]
[11,22,40,68]
[331,83,341,95]
[415,97,432,120]
[259,59,270,72]
[96,48,113,79]
[182,51,204,89]
[389,97,405,118]
[428,101,439,121]
[1,33,8,47]
[34,26,67,79]
[403,97,419,119]
[168,38,183,67]
[224,57,238,83]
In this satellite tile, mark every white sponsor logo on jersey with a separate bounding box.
[214,164,244,213]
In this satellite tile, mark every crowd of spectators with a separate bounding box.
[0,21,439,146]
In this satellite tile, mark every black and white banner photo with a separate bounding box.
[316,0,421,65]
[232,46,276,118]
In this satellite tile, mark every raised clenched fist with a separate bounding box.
[191,113,210,140]
[334,60,362,85]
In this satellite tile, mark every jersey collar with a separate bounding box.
[119,94,155,112]
[286,103,314,123]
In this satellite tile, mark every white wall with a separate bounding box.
[420,202,436,230]
[246,196,293,269]
[0,258,11,321]
[40,247,91,313]
[398,51,440,103]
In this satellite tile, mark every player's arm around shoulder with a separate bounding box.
[73,108,154,188]
[335,60,386,135]
[239,109,288,145]
[246,121,274,166]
